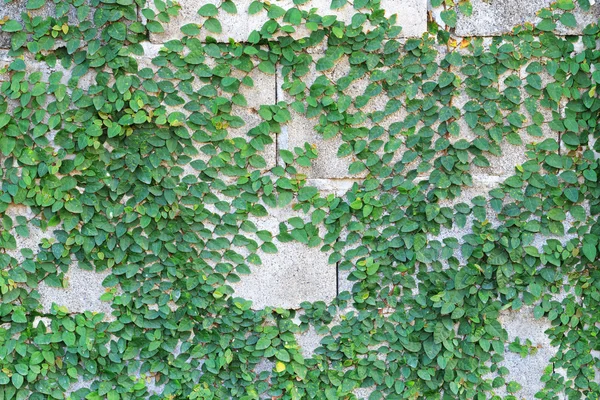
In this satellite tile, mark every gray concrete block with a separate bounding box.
[294,325,323,358]
[37,263,115,320]
[229,237,336,309]
[455,0,600,37]
[492,306,558,399]
[147,0,427,44]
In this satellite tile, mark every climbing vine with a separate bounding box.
[0,0,599,399]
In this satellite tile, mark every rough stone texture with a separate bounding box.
[230,238,336,309]
[455,0,600,37]
[494,306,559,399]
[147,0,427,44]
[37,264,115,320]
[294,325,324,358]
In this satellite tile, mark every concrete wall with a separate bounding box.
[1,0,599,398]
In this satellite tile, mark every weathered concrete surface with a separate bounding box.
[294,325,324,358]
[494,306,559,399]
[37,264,115,319]
[147,0,427,44]
[230,238,336,309]
[455,0,600,37]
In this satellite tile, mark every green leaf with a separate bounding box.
[564,187,579,202]
[298,186,318,202]
[65,198,83,213]
[316,57,335,71]
[27,0,45,10]
[560,12,577,27]
[268,5,286,19]
[12,309,27,323]
[222,1,237,13]
[255,336,271,350]
[1,20,23,33]
[440,10,457,28]
[11,373,24,389]
[204,18,222,33]
[547,208,566,221]
[198,4,218,17]
[537,19,556,32]
[108,22,127,40]
[249,1,264,14]
[258,61,275,74]
[181,23,200,36]
[331,0,347,9]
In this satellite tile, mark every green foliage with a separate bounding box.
[0,0,598,399]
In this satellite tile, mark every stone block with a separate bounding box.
[230,238,336,309]
[294,325,323,358]
[455,0,600,37]
[37,264,115,320]
[229,204,337,309]
[492,306,558,399]
[147,0,427,44]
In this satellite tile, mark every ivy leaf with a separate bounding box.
[222,1,237,13]
[27,0,45,9]
[181,23,200,35]
[331,0,347,9]
[12,309,27,323]
[560,12,577,27]
[546,83,563,101]
[258,61,275,74]
[583,235,598,261]
[198,4,219,17]
[204,18,222,33]
[556,0,575,10]
[11,374,24,389]
[249,1,264,14]
[1,20,23,32]
[108,22,127,40]
[537,19,556,31]
[268,5,286,18]
[255,337,271,350]
[547,208,566,221]
[564,187,579,202]
[316,57,335,71]
[65,198,83,213]
[440,10,457,28]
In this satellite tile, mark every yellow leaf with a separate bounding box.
[275,361,286,373]
[62,23,69,34]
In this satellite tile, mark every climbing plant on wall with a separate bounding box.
[0,0,599,399]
